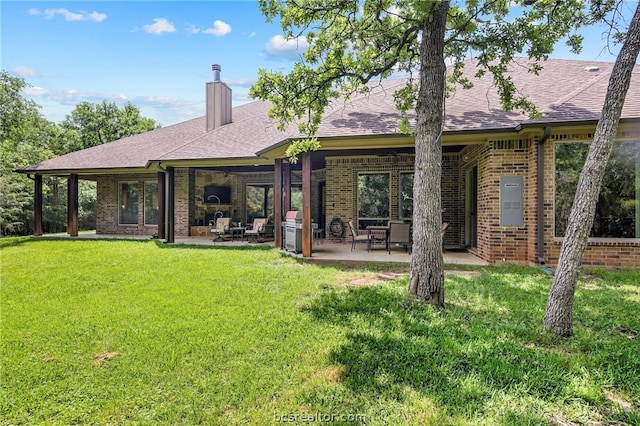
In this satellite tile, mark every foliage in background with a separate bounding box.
[61,100,158,152]
[0,71,157,236]
[0,71,58,235]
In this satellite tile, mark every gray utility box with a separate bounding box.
[500,176,524,227]
[285,211,303,253]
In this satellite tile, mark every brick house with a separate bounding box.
[20,59,640,266]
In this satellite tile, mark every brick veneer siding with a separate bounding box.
[486,139,531,263]
[324,154,463,247]
[459,140,532,264]
[95,173,159,236]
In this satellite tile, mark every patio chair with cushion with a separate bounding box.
[348,220,369,251]
[388,221,411,254]
[244,218,268,242]
[212,217,231,243]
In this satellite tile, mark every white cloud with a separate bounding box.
[186,24,201,34]
[10,65,42,77]
[187,20,231,36]
[248,31,256,39]
[29,8,106,22]
[265,35,309,61]
[143,18,176,35]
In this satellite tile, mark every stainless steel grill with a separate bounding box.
[285,211,303,253]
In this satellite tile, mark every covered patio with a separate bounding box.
[33,232,487,266]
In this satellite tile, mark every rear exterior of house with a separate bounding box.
[20,59,640,267]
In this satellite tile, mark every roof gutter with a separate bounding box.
[537,126,552,264]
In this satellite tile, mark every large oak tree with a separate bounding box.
[250,0,598,307]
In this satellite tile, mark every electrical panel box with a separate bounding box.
[500,176,523,227]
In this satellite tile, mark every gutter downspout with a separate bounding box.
[537,126,552,264]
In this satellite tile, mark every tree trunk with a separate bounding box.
[543,2,640,337]
[408,1,449,308]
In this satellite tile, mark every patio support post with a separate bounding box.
[34,175,43,236]
[302,152,312,257]
[274,158,283,249]
[167,167,175,243]
[157,171,166,240]
[67,174,79,237]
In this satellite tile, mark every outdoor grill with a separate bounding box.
[285,210,303,253]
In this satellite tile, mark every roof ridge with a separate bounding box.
[321,78,407,122]
[543,67,611,113]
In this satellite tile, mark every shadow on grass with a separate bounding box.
[151,239,275,251]
[301,269,640,423]
[0,236,32,249]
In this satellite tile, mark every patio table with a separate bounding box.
[366,225,389,251]
[229,226,244,241]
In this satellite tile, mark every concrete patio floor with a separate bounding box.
[36,232,488,266]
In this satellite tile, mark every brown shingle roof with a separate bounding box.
[22,58,639,173]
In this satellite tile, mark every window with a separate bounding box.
[357,173,390,229]
[118,182,139,225]
[400,172,414,219]
[246,183,273,223]
[555,141,640,238]
[144,181,158,226]
[291,184,303,211]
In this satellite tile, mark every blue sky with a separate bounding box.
[2,1,638,126]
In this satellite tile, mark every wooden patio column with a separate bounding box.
[157,171,166,240]
[67,174,79,237]
[33,175,43,236]
[274,158,283,249]
[301,152,312,257]
[167,167,175,243]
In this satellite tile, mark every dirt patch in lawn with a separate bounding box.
[341,269,481,287]
[93,352,119,365]
[605,389,634,412]
[342,272,406,287]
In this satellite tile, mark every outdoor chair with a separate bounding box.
[212,217,231,243]
[348,220,369,251]
[388,221,411,254]
[245,218,268,242]
[441,222,449,251]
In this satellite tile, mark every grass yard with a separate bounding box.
[1,238,638,425]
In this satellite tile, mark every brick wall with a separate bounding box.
[95,173,158,236]
[324,154,462,247]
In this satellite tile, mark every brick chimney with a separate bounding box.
[206,64,232,131]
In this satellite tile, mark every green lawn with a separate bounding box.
[1,239,638,425]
